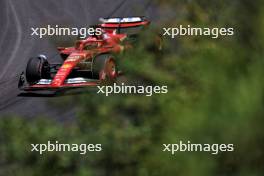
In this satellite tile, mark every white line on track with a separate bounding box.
[0,1,10,50]
[0,0,22,80]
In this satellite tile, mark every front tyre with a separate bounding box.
[25,56,50,84]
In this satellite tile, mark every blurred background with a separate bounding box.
[0,0,264,175]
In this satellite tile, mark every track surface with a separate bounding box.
[0,0,157,119]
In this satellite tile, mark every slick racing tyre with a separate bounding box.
[25,56,50,84]
[92,54,117,82]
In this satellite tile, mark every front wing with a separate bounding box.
[18,72,99,91]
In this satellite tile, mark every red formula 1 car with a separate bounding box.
[18,17,150,91]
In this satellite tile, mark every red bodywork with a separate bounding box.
[22,17,150,91]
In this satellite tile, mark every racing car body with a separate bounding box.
[18,17,150,91]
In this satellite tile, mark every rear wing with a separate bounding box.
[99,17,150,35]
[99,17,150,28]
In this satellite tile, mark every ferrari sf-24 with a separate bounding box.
[18,17,150,91]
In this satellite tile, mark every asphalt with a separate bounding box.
[0,0,157,119]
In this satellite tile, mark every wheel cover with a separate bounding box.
[100,58,116,80]
[107,59,116,78]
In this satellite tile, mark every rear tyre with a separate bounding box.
[92,54,117,82]
[25,56,50,84]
